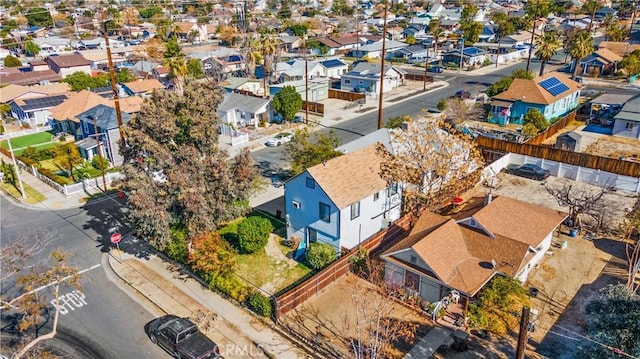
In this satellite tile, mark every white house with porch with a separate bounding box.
[217,92,270,127]
[382,195,567,305]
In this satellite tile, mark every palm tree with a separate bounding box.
[243,36,261,78]
[166,58,187,96]
[259,33,279,95]
[581,0,602,33]
[535,32,562,76]
[569,30,595,79]
[493,15,515,68]
[525,0,551,72]
[429,19,445,67]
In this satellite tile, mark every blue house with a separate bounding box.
[340,63,406,93]
[442,46,488,68]
[613,96,640,140]
[490,72,582,125]
[75,104,130,165]
[284,143,402,257]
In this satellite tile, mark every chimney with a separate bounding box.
[484,192,493,206]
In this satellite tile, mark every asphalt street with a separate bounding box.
[251,59,547,168]
[0,196,166,358]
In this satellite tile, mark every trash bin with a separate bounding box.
[529,287,539,298]
[561,240,568,249]
[569,228,578,237]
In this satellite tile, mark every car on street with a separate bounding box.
[454,90,472,99]
[505,163,551,181]
[147,315,221,359]
[427,66,444,73]
[265,132,293,147]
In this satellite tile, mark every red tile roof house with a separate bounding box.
[45,54,92,77]
[381,195,567,309]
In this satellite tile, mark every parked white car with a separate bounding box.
[265,132,293,147]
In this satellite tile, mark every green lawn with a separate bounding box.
[1,131,54,150]
[12,142,58,156]
[0,181,46,204]
[219,212,311,293]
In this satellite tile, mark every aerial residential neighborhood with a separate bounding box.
[1,0,639,358]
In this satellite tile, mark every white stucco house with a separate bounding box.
[285,143,402,258]
[319,58,349,78]
[340,63,405,94]
[381,196,567,304]
[217,92,271,127]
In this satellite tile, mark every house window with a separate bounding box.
[373,192,380,201]
[306,177,315,188]
[344,79,351,84]
[404,270,420,291]
[387,183,398,196]
[308,228,317,243]
[351,202,360,220]
[292,200,301,209]
[625,122,634,130]
[319,202,330,222]
[359,80,363,84]
[410,255,417,264]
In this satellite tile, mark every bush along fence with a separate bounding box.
[273,215,413,322]
[0,145,121,195]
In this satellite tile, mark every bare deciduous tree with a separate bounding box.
[1,247,81,358]
[377,117,484,216]
[544,182,606,229]
[621,199,640,293]
[444,98,486,126]
[1,230,55,282]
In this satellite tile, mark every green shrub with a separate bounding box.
[246,292,272,317]
[483,57,492,67]
[91,155,109,170]
[437,98,448,112]
[164,236,189,264]
[210,275,250,303]
[306,242,337,270]
[237,216,274,254]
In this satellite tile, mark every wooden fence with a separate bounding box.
[328,89,366,102]
[527,110,577,145]
[476,136,640,177]
[273,215,412,322]
[302,101,325,115]
[404,73,434,82]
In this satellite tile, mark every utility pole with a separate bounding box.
[304,36,309,125]
[515,306,531,359]
[101,10,126,143]
[6,138,26,199]
[423,45,430,91]
[377,0,389,130]
[459,37,465,74]
[630,0,639,37]
[92,116,108,192]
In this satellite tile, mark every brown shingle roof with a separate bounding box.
[472,196,568,247]
[306,143,389,209]
[0,69,62,86]
[493,72,581,105]
[123,79,165,94]
[117,96,144,113]
[46,54,91,68]
[594,48,622,64]
[0,83,70,103]
[598,41,640,57]
[383,196,566,295]
[49,90,109,122]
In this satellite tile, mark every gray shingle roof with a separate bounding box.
[218,93,270,113]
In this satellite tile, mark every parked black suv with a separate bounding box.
[148,315,221,359]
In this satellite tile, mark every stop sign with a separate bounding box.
[110,233,122,244]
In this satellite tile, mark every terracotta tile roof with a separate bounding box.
[598,41,640,57]
[493,72,581,105]
[49,90,109,122]
[123,79,165,94]
[594,48,622,64]
[306,143,389,209]
[46,54,91,68]
[472,196,568,247]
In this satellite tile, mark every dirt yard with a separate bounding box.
[584,135,640,162]
[281,174,637,359]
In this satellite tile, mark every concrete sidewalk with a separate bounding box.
[107,250,311,359]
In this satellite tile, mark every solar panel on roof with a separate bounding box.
[539,77,569,97]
